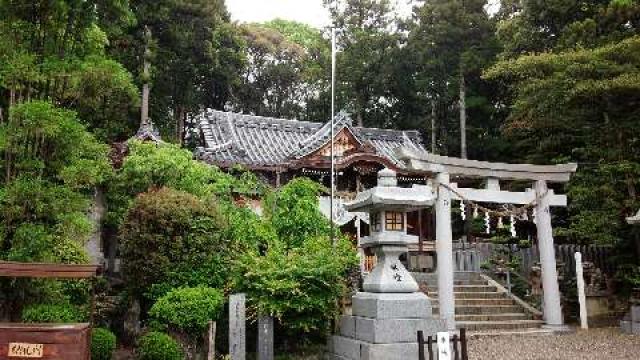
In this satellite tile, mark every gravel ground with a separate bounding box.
[468,328,640,360]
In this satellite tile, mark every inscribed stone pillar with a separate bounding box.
[258,316,274,360]
[229,294,246,360]
[534,180,564,327]
[436,172,455,330]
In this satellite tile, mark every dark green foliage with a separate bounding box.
[408,0,500,157]
[148,287,224,337]
[119,187,227,299]
[497,0,640,58]
[486,37,640,248]
[232,20,330,121]
[325,0,402,128]
[112,0,244,143]
[21,303,83,323]
[137,332,183,360]
[0,1,139,143]
[91,328,117,360]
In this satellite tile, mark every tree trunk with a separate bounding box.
[459,72,467,159]
[356,111,364,127]
[176,106,185,145]
[430,99,436,154]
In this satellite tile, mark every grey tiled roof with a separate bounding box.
[194,109,427,169]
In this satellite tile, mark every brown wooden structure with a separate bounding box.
[0,261,100,360]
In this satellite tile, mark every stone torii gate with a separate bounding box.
[398,149,578,331]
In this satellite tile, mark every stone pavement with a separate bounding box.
[467,328,640,360]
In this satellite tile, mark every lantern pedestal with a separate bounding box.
[326,292,445,360]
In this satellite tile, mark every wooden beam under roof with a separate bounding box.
[397,147,577,183]
[0,261,100,279]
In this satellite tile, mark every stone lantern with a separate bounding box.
[349,168,434,293]
[326,168,445,360]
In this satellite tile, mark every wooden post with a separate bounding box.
[207,321,216,360]
[460,328,468,360]
[417,331,425,360]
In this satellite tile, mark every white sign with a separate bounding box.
[8,343,44,358]
[436,331,451,360]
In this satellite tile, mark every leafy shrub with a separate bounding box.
[137,332,183,360]
[22,303,83,323]
[233,236,357,333]
[91,328,116,360]
[264,178,330,248]
[234,178,358,333]
[119,188,227,298]
[148,287,224,337]
[106,141,263,228]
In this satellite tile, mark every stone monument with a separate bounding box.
[326,168,446,360]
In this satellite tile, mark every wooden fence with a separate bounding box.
[417,329,468,360]
[452,243,613,277]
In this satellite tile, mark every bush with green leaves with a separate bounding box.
[233,236,357,333]
[137,332,183,360]
[264,178,330,249]
[21,303,84,323]
[91,328,117,360]
[106,141,264,228]
[148,287,224,337]
[234,177,358,333]
[119,187,228,298]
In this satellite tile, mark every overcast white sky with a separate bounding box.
[226,0,417,29]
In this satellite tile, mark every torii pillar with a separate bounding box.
[535,180,564,328]
[435,172,455,331]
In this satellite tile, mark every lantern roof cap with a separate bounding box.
[346,169,435,212]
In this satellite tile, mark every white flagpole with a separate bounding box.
[330,27,337,248]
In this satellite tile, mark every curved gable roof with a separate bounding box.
[195,109,427,170]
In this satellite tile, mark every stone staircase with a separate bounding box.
[413,272,545,334]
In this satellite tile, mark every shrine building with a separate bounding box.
[194,109,437,270]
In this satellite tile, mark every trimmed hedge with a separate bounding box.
[91,328,116,360]
[22,303,83,323]
[137,332,183,360]
[148,286,223,337]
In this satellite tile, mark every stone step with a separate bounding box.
[455,313,532,322]
[431,298,517,306]
[433,305,524,315]
[422,279,488,286]
[457,320,545,331]
[428,291,507,299]
[413,272,484,282]
[467,328,556,338]
[426,285,496,292]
